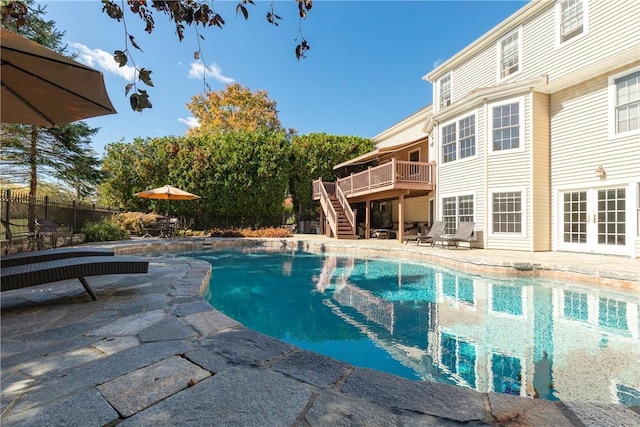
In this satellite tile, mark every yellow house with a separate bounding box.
[316,0,640,258]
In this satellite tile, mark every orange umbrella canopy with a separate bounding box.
[134,185,201,200]
[0,27,116,127]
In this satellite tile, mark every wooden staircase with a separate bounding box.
[329,195,357,239]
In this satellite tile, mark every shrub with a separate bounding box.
[113,211,163,235]
[82,219,128,242]
[208,227,292,238]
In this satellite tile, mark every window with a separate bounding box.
[442,123,457,163]
[442,194,474,235]
[614,71,640,134]
[491,101,521,152]
[492,191,523,234]
[441,113,476,163]
[439,73,451,109]
[558,0,585,44]
[459,115,476,159]
[498,29,520,79]
[442,197,457,234]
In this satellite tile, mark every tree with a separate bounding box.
[289,133,374,218]
[101,131,291,227]
[0,122,105,198]
[186,83,285,136]
[2,1,314,112]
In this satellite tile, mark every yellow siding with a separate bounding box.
[437,1,640,103]
[392,196,430,223]
[550,68,640,186]
[451,48,497,105]
[531,91,551,251]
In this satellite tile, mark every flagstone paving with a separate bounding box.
[1,236,638,426]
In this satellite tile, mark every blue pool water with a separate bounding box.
[195,247,640,407]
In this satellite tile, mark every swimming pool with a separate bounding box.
[196,247,640,407]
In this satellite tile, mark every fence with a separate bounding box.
[1,189,121,233]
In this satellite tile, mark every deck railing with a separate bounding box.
[317,180,337,237]
[337,159,435,196]
[336,184,356,232]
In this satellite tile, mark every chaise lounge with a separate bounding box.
[415,221,447,246]
[433,221,476,249]
[1,255,149,301]
[1,247,115,268]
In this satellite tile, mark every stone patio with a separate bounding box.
[1,236,639,426]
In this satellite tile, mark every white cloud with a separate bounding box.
[188,62,234,85]
[69,42,136,80]
[433,58,444,69]
[178,116,200,129]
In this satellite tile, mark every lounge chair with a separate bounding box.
[1,255,149,301]
[433,221,476,249]
[416,221,446,246]
[1,247,115,268]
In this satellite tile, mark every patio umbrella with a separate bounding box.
[134,185,201,217]
[0,27,117,127]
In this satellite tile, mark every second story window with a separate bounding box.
[491,101,521,152]
[559,0,584,43]
[614,70,640,134]
[442,113,476,164]
[499,29,520,79]
[440,73,451,109]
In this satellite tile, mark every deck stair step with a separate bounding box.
[326,194,357,239]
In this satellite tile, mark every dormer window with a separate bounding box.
[439,73,452,109]
[498,28,521,80]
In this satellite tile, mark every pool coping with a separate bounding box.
[1,236,638,425]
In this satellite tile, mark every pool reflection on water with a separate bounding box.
[196,248,640,408]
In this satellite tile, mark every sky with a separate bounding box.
[40,0,527,156]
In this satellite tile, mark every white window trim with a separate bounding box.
[496,27,522,82]
[555,0,589,48]
[440,191,476,235]
[489,187,527,238]
[608,65,640,139]
[440,111,479,165]
[408,148,420,162]
[438,71,453,112]
[488,96,526,155]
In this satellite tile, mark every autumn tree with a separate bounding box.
[289,133,374,218]
[186,83,285,136]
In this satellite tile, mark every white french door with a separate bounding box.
[559,186,628,255]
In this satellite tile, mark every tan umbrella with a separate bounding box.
[0,27,117,127]
[134,185,201,217]
[134,185,201,201]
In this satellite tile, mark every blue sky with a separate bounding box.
[41,1,526,155]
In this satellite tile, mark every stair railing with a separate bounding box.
[318,181,337,237]
[336,184,356,235]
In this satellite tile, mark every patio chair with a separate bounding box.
[36,218,73,249]
[433,221,476,249]
[416,221,446,246]
[1,219,38,255]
